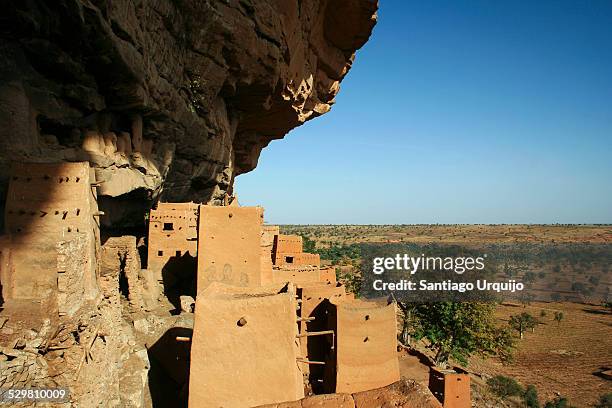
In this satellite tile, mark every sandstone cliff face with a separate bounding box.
[0,0,377,227]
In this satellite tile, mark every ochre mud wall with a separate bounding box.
[273,234,320,267]
[2,162,99,305]
[276,252,321,268]
[260,225,279,285]
[272,268,323,285]
[189,283,303,407]
[275,235,303,253]
[297,283,347,378]
[197,206,264,292]
[429,369,471,408]
[325,299,400,394]
[147,202,199,280]
[319,267,337,284]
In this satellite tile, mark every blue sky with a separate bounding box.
[235,0,612,224]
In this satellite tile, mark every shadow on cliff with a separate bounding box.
[148,326,192,408]
[161,253,197,313]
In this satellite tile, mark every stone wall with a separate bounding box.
[57,234,89,317]
[102,236,157,311]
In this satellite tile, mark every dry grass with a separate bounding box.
[282,224,612,247]
[471,302,611,406]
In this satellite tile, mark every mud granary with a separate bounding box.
[1,162,100,314]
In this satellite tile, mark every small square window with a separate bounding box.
[163,222,174,231]
[158,250,163,256]
[286,256,294,264]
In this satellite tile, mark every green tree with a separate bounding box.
[524,271,537,283]
[300,235,316,253]
[336,268,362,296]
[509,312,538,339]
[571,282,592,298]
[411,302,514,366]
[396,300,417,346]
[554,311,564,326]
[523,385,540,408]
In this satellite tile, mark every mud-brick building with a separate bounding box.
[147,202,199,285]
[146,204,270,299]
[0,162,101,314]
[272,267,336,285]
[146,202,402,407]
[273,234,321,267]
[429,368,471,408]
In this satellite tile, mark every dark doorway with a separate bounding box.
[161,252,197,313]
[147,327,192,407]
[306,300,334,394]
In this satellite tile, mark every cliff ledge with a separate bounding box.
[0,0,377,226]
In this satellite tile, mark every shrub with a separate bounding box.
[300,235,316,253]
[554,311,564,326]
[339,270,362,296]
[486,375,523,397]
[595,393,612,408]
[523,385,540,408]
[544,397,572,408]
